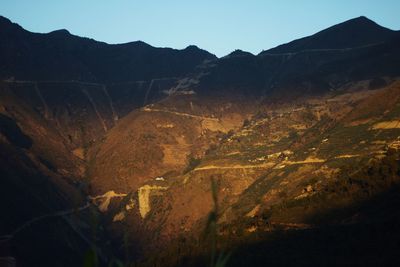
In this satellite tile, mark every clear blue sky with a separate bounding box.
[1,0,399,57]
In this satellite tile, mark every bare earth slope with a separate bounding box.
[1,15,400,266]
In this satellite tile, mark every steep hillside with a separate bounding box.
[0,16,215,266]
[0,82,96,266]
[131,81,400,266]
[177,17,400,97]
[75,16,400,266]
[0,16,216,82]
[264,16,398,54]
[1,15,400,266]
[89,94,258,194]
[0,15,216,147]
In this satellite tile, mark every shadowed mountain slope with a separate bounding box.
[1,15,400,266]
[0,16,216,82]
[263,16,399,54]
[176,17,400,97]
[0,15,216,148]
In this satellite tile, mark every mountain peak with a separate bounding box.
[263,16,397,55]
[184,45,199,50]
[322,15,385,34]
[183,45,218,60]
[0,15,23,32]
[352,15,372,22]
[344,16,379,27]
[0,15,12,24]
[226,49,254,58]
[49,29,71,36]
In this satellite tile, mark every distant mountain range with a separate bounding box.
[0,15,216,82]
[1,15,400,267]
[184,16,400,96]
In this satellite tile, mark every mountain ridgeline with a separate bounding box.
[0,15,400,266]
[184,16,400,97]
[0,16,216,82]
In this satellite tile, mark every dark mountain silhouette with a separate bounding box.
[225,49,255,58]
[0,15,216,82]
[183,16,400,97]
[262,16,399,54]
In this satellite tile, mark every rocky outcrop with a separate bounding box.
[138,185,167,218]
